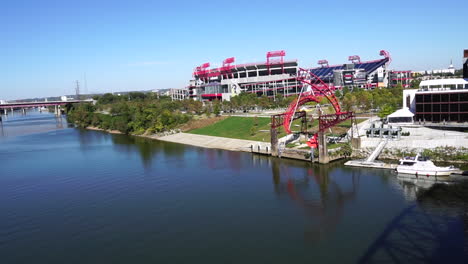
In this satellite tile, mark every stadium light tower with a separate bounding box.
[266,50,286,74]
[221,57,235,79]
[318,60,329,68]
[348,55,361,64]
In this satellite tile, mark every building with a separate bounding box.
[412,60,456,76]
[310,50,391,89]
[174,50,393,102]
[186,51,301,101]
[389,70,412,88]
[403,79,468,124]
[170,88,187,101]
[413,79,468,123]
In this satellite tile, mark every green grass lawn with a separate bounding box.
[188,116,272,142]
[188,116,366,143]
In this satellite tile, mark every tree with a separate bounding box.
[213,102,220,116]
[342,86,350,96]
[250,126,256,136]
[410,79,421,89]
[342,93,356,112]
[378,104,395,119]
[334,90,342,99]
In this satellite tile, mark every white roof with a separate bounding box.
[420,78,468,86]
[387,107,414,118]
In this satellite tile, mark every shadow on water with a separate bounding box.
[270,158,360,243]
[358,176,468,263]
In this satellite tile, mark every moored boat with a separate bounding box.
[396,154,457,176]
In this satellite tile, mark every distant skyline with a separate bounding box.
[2,0,467,100]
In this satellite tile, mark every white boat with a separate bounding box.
[396,154,456,176]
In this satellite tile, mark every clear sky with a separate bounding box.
[2,0,467,100]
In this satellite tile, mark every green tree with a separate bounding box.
[378,104,396,119]
[334,90,342,99]
[250,126,256,136]
[410,79,421,89]
[213,102,221,116]
[342,93,356,112]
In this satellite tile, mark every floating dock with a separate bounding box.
[345,160,397,170]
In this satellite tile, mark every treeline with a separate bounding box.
[338,85,404,118]
[67,93,190,135]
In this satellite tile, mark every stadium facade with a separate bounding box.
[171,50,393,101]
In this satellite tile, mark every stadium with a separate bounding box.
[171,50,395,101]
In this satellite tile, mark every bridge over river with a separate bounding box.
[0,100,89,116]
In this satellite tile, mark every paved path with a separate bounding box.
[157,133,271,152]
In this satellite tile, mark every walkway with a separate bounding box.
[157,133,270,152]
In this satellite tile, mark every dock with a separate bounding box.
[345,160,397,170]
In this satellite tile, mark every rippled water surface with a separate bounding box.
[0,111,467,263]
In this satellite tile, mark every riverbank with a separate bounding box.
[86,126,124,135]
[156,132,270,152]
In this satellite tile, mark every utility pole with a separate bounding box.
[75,80,80,100]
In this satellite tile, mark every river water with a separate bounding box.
[0,111,467,263]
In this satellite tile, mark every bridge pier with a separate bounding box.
[22,108,26,115]
[318,131,330,164]
[3,109,6,115]
[11,108,13,115]
[270,126,278,157]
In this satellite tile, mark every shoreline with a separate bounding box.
[83,126,467,168]
[85,126,268,153]
[85,126,124,135]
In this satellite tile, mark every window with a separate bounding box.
[248,71,257,77]
[444,84,456,90]
[461,103,468,112]
[449,114,458,122]
[450,104,458,112]
[424,104,432,112]
[450,93,459,102]
[441,104,449,112]
[441,94,449,102]
[430,85,441,89]
[457,84,464,89]
[416,104,424,112]
[441,114,449,122]
[460,93,468,101]
[423,94,431,102]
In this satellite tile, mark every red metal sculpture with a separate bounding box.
[282,68,354,148]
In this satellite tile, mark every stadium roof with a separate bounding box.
[309,57,390,80]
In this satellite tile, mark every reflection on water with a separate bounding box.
[271,158,359,243]
[0,109,67,138]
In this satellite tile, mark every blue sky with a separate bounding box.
[1,0,467,100]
